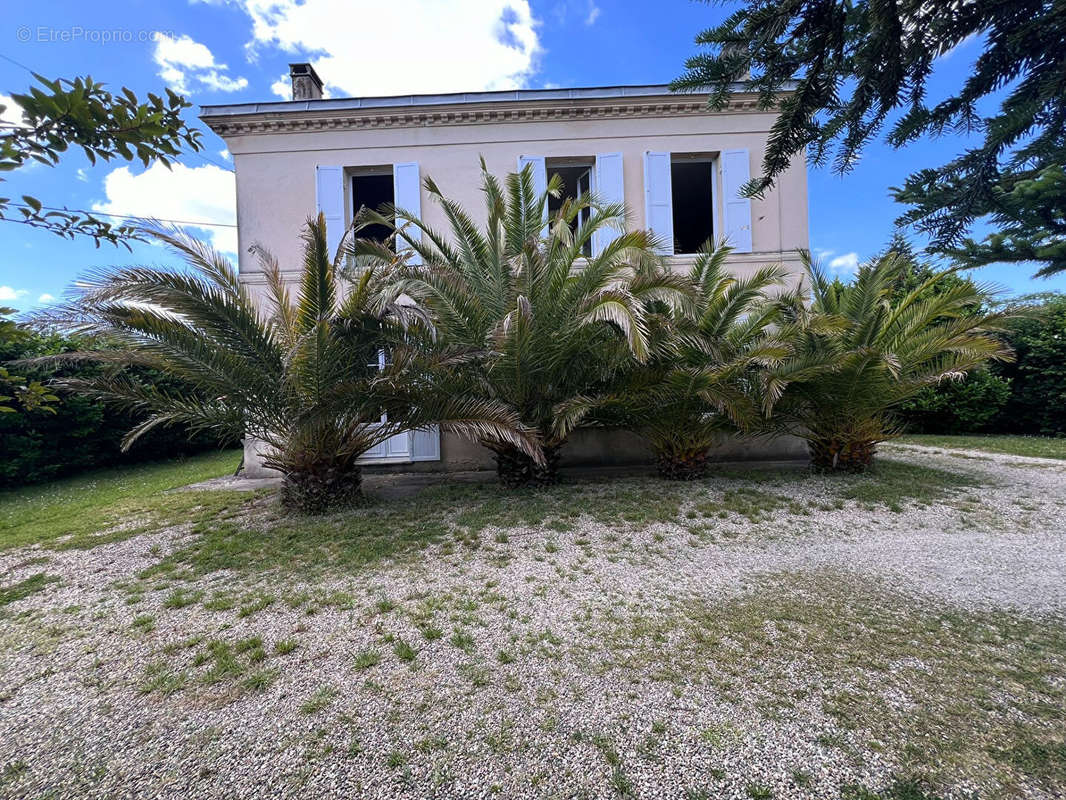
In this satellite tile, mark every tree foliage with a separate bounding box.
[361,161,689,487]
[559,241,792,479]
[27,217,536,511]
[770,251,1015,471]
[672,0,1066,275]
[0,74,203,246]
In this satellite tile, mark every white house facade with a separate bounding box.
[201,65,810,476]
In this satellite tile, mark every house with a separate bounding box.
[200,64,809,478]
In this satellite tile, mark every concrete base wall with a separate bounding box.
[241,430,808,479]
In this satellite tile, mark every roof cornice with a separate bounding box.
[200,83,792,138]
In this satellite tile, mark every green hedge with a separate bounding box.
[0,321,218,487]
[898,293,1066,437]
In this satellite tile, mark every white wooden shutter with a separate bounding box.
[721,149,753,253]
[393,161,423,265]
[643,151,674,255]
[517,155,548,224]
[592,152,624,256]
[410,427,441,461]
[315,165,345,260]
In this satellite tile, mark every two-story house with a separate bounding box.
[201,64,809,477]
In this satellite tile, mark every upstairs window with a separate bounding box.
[351,167,394,247]
[670,157,715,255]
[546,158,594,256]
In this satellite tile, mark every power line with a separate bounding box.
[4,201,236,228]
[0,51,35,75]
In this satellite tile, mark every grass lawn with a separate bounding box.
[0,449,244,551]
[0,448,1063,798]
[897,433,1066,460]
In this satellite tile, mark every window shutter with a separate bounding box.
[392,161,423,265]
[592,152,624,256]
[721,149,753,253]
[410,427,441,461]
[315,165,345,260]
[643,151,674,255]
[517,155,548,223]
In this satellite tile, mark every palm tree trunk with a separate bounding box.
[655,447,711,480]
[279,463,364,513]
[490,444,560,489]
[807,436,877,473]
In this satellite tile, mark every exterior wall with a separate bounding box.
[213,91,811,476]
[243,431,808,479]
[220,102,808,301]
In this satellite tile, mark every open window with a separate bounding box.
[546,158,595,256]
[643,149,753,256]
[351,167,394,248]
[517,154,625,257]
[670,157,715,255]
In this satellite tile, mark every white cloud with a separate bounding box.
[153,34,249,95]
[235,0,542,97]
[270,72,292,100]
[0,286,28,302]
[585,1,601,25]
[92,162,237,254]
[828,252,860,275]
[0,94,24,128]
[37,293,55,304]
[76,168,89,182]
[219,148,231,161]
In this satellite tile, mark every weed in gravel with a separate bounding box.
[131,614,155,633]
[241,668,277,693]
[393,638,417,663]
[139,661,187,696]
[449,629,475,653]
[0,573,59,607]
[274,639,298,655]
[300,686,338,715]
[353,649,381,670]
[162,588,203,609]
[593,570,1066,791]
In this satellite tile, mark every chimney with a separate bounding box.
[289,63,324,101]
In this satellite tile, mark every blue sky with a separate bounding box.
[1,0,1062,310]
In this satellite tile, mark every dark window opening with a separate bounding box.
[670,160,714,254]
[352,173,394,247]
[547,163,594,256]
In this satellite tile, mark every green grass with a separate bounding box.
[131,459,973,586]
[0,572,60,606]
[898,434,1066,460]
[590,570,1066,794]
[0,449,245,551]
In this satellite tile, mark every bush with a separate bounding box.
[0,315,216,487]
[997,293,1066,436]
[897,369,1012,434]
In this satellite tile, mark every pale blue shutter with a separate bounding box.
[721,149,753,253]
[592,152,624,256]
[315,165,344,259]
[517,155,548,229]
[393,161,423,265]
[643,151,674,255]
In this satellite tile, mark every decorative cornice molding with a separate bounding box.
[203,97,768,137]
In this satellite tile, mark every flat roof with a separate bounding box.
[200,82,778,118]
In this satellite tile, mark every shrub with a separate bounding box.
[897,369,1012,434]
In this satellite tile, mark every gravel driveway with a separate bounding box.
[1,445,1064,799]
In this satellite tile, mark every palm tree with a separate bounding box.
[357,161,688,487]
[33,215,537,512]
[557,241,793,480]
[767,250,1014,472]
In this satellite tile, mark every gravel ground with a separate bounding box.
[0,445,1064,799]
